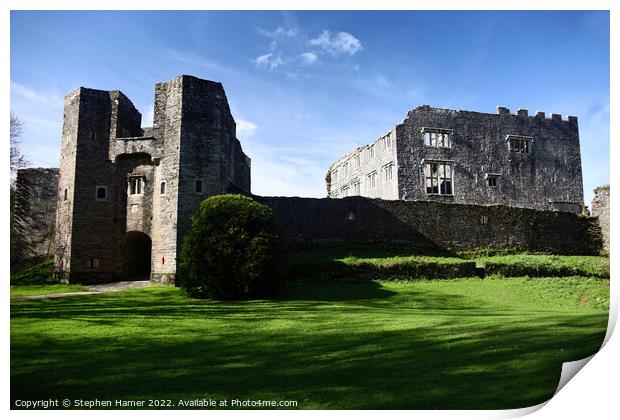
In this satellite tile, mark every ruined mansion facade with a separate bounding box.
[54,75,250,284]
[327,105,584,213]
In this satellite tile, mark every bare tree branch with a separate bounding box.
[10,111,29,182]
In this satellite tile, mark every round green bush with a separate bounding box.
[178,194,288,299]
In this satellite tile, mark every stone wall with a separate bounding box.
[591,185,610,255]
[12,168,59,267]
[256,196,601,255]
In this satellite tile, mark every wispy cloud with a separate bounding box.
[257,26,297,39]
[351,74,395,97]
[142,104,154,127]
[253,53,284,71]
[11,81,64,108]
[236,118,258,139]
[252,28,362,77]
[309,31,363,56]
[161,49,236,76]
[298,51,318,65]
[10,81,65,168]
[243,140,334,198]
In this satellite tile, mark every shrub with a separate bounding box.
[178,194,288,299]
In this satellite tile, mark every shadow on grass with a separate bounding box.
[11,285,608,410]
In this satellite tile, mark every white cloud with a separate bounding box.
[10,81,65,169]
[299,52,318,64]
[161,49,233,74]
[351,74,394,97]
[11,81,64,108]
[236,119,258,138]
[309,30,363,56]
[142,104,154,127]
[244,149,327,198]
[253,53,284,71]
[258,27,297,38]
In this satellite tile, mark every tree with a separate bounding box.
[10,112,30,272]
[10,112,28,183]
[177,194,288,299]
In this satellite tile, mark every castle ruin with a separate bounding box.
[11,75,606,283]
[54,75,251,284]
[327,105,584,213]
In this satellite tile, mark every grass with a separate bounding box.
[10,259,55,285]
[10,259,87,297]
[476,254,610,278]
[289,247,610,280]
[11,276,609,409]
[289,247,477,280]
[10,284,88,298]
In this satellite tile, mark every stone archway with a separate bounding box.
[117,231,152,280]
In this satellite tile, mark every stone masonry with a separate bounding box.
[591,185,610,254]
[54,75,251,284]
[328,105,584,213]
[256,196,601,255]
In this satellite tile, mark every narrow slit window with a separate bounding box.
[160,181,166,195]
[195,179,203,193]
[96,186,107,201]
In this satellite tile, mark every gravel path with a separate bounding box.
[11,280,152,301]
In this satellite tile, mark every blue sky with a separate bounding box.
[10,10,609,205]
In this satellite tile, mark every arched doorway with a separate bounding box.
[117,231,152,280]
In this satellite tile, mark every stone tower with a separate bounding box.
[54,75,251,284]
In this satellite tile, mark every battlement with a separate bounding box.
[496,106,577,124]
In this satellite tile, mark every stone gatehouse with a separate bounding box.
[54,75,251,284]
[327,105,584,213]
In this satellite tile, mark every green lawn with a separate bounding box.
[11,276,609,409]
[10,283,87,298]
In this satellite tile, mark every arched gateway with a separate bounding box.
[117,231,152,280]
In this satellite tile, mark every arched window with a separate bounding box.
[128,176,144,195]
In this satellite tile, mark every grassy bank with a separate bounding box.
[10,259,87,297]
[289,247,609,280]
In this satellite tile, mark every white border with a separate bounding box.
[3,2,617,420]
